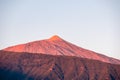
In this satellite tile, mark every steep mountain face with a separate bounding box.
[0,51,120,80]
[3,35,120,64]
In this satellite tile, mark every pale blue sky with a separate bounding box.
[0,0,120,59]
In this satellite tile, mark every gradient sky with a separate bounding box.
[0,0,120,59]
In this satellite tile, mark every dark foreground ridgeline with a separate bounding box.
[0,51,120,80]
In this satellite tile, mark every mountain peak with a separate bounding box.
[48,35,62,41]
[3,35,120,64]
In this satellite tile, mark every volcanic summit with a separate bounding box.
[3,35,120,64]
[48,35,63,41]
[0,35,120,80]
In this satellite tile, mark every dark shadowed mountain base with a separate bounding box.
[0,51,120,80]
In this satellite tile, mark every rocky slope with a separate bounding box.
[1,35,120,80]
[3,35,120,64]
[0,51,120,80]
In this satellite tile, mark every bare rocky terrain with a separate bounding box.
[0,35,120,80]
[3,35,120,64]
[0,51,120,80]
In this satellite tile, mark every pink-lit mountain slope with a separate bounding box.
[3,35,120,64]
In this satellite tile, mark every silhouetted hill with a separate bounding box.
[0,51,120,80]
